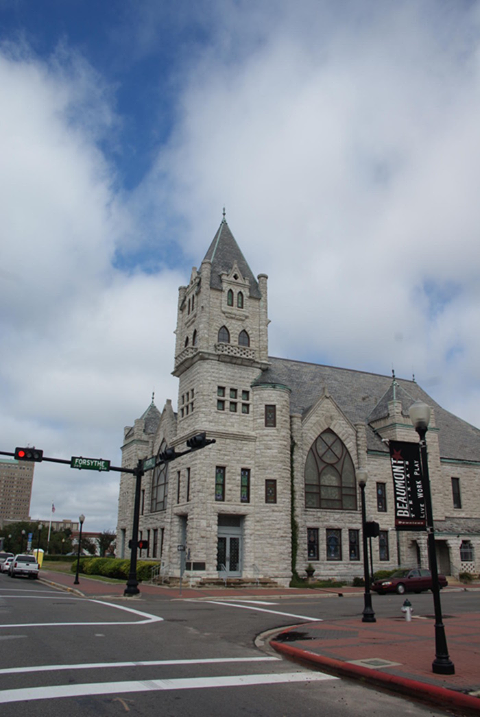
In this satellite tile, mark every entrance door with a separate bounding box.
[217,516,243,577]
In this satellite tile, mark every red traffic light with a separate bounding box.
[14,447,43,462]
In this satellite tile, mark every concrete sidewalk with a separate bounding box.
[39,569,480,715]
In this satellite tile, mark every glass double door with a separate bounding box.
[217,533,242,576]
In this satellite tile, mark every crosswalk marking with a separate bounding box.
[0,671,338,704]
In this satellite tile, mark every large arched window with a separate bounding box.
[227,289,234,307]
[305,429,357,510]
[237,291,244,309]
[218,326,230,343]
[151,442,169,512]
[238,330,250,347]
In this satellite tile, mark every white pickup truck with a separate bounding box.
[9,554,39,579]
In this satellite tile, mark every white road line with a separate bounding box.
[0,672,337,704]
[0,656,279,676]
[205,600,321,622]
[231,600,277,605]
[0,599,163,628]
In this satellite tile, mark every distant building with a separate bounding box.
[0,458,34,524]
[116,218,480,585]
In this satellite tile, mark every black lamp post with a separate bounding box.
[74,514,85,585]
[409,400,455,675]
[21,530,26,553]
[36,523,43,562]
[357,469,376,623]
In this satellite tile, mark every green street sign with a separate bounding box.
[142,456,157,471]
[71,456,110,472]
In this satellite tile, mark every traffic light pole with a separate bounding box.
[124,459,144,597]
[1,433,216,598]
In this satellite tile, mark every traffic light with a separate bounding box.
[159,447,178,462]
[186,432,216,450]
[365,521,380,538]
[15,447,43,462]
[137,540,149,551]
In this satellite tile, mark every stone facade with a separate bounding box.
[116,219,480,584]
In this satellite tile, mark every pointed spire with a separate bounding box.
[202,219,261,298]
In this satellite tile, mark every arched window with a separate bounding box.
[191,295,195,311]
[187,298,191,314]
[218,326,230,343]
[151,442,168,512]
[304,429,357,510]
[238,330,250,347]
[227,289,234,307]
[192,329,197,346]
[184,336,189,347]
[237,292,244,309]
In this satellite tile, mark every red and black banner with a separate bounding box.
[389,441,427,531]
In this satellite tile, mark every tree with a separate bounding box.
[97,530,116,557]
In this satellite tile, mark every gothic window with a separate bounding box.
[379,531,389,560]
[265,405,276,427]
[191,295,195,311]
[184,336,189,347]
[215,467,225,501]
[307,528,319,560]
[151,442,168,512]
[265,479,277,503]
[377,483,387,512]
[326,529,342,560]
[227,289,234,306]
[349,529,360,560]
[218,326,230,343]
[238,330,250,347]
[192,329,197,346]
[237,291,244,309]
[304,429,357,510]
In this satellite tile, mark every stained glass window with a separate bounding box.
[305,429,357,510]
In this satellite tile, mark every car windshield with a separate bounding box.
[390,570,411,578]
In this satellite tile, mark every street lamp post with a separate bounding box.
[36,523,43,561]
[357,469,376,623]
[74,514,85,585]
[21,529,26,553]
[409,400,455,675]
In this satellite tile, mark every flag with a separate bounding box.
[52,503,56,514]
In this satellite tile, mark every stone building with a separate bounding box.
[0,458,34,524]
[116,218,480,585]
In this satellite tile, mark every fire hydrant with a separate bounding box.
[401,598,413,622]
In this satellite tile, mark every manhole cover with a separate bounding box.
[348,658,402,669]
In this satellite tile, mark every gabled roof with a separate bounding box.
[202,219,261,299]
[255,357,480,462]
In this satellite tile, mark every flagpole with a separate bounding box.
[47,502,55,553]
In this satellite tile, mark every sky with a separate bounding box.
[1,0,480,533]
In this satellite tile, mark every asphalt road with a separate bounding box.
[0,576,465,717]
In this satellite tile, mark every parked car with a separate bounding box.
[371,568,448,595]
[9,554,39,579]
[0,552,14,568]
[1,556,14,574]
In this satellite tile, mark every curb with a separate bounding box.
[39,577,85,598]
[272,641,480,716]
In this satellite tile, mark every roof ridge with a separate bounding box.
[268,356,417,384]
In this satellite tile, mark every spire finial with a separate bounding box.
[222,206,226,221]
[392,368,397,400]
[151,390,155,404]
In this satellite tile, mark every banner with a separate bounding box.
[389,440,427,531]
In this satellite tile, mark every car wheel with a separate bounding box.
[396,583,406,594]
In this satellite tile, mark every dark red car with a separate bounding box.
[371,568,448,595]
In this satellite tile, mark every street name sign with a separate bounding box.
[71,456,111,472]
[142,456,157,471]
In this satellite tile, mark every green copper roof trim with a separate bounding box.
[441,458,480,467]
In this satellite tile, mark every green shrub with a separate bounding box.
[459,572,473,583]
[69,556,156,581]
[352,576,365,587]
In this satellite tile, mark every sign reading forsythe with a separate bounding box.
[389,440,427,531]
